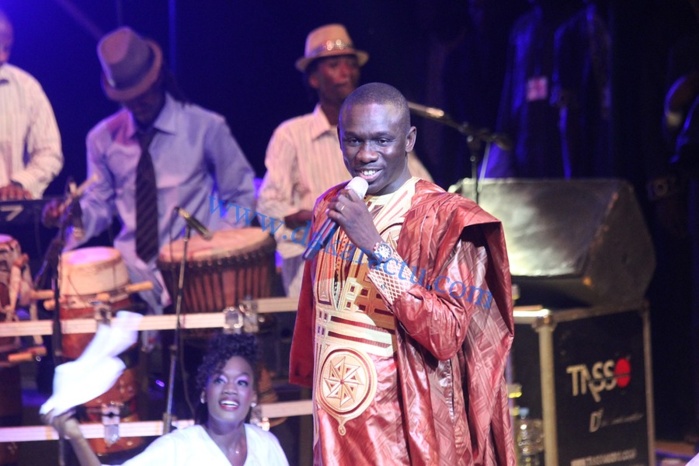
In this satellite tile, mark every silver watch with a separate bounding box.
[371,241,392,264]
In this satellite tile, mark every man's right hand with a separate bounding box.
[0,183,32,201]
[41,198,65,228]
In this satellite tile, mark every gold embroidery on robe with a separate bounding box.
[313,178,418,435]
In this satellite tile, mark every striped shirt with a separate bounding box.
[0,63,62,198]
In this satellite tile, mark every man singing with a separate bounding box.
[290,82,515,465]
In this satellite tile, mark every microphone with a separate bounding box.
[491,132,513,151]
[302,177,369,261]
[174,207,213,240]
[407,101,448,121]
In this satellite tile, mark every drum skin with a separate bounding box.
[157,228,277,313]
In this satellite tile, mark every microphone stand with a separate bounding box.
[443,119,497,206]
[163,224,191,434]
[34,198,79,466]
[409,107,509,205]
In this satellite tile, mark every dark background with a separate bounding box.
[0,0,482,190]
[0,0,696,193]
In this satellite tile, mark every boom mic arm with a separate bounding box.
[407,101,511,150]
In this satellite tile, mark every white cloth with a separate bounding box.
[39,311,142,416]
[257,104,432,296]
[0,63,63,198]
[118,424,289,466]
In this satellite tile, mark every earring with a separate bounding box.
[251,401,257,408]
[200,393,206,404]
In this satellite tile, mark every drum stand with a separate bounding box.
[162,225,192,434]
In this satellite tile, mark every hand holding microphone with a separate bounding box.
[303,177,369,260]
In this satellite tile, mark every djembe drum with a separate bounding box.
[58,247,144,461]
[157,227,276,316]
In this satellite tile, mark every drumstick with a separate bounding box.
[125,281,154,294]
[93,281,155,302]
[33,281,155,302]
[7,345,47,364]
[41,281,155,311]
[29,289,55,301]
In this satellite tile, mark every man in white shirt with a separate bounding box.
[0,8,63,201]
[0,9,63,462]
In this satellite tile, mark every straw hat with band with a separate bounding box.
[295,24,369,73]
[97,26,163,102]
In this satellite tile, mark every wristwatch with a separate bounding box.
[371,241,392,264]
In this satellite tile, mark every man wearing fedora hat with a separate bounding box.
[44,26,255,319]
[257,24,430,297]
[0,8,63,201]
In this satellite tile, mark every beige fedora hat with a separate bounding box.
[97,26,163,101]
[295,24,369,72]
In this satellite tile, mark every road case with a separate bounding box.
[511,304,655,466]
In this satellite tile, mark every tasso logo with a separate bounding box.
[566,357,631,402]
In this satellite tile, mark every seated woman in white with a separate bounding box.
[46,332,289,466]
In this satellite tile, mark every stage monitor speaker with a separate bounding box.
[450,178,656,307]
